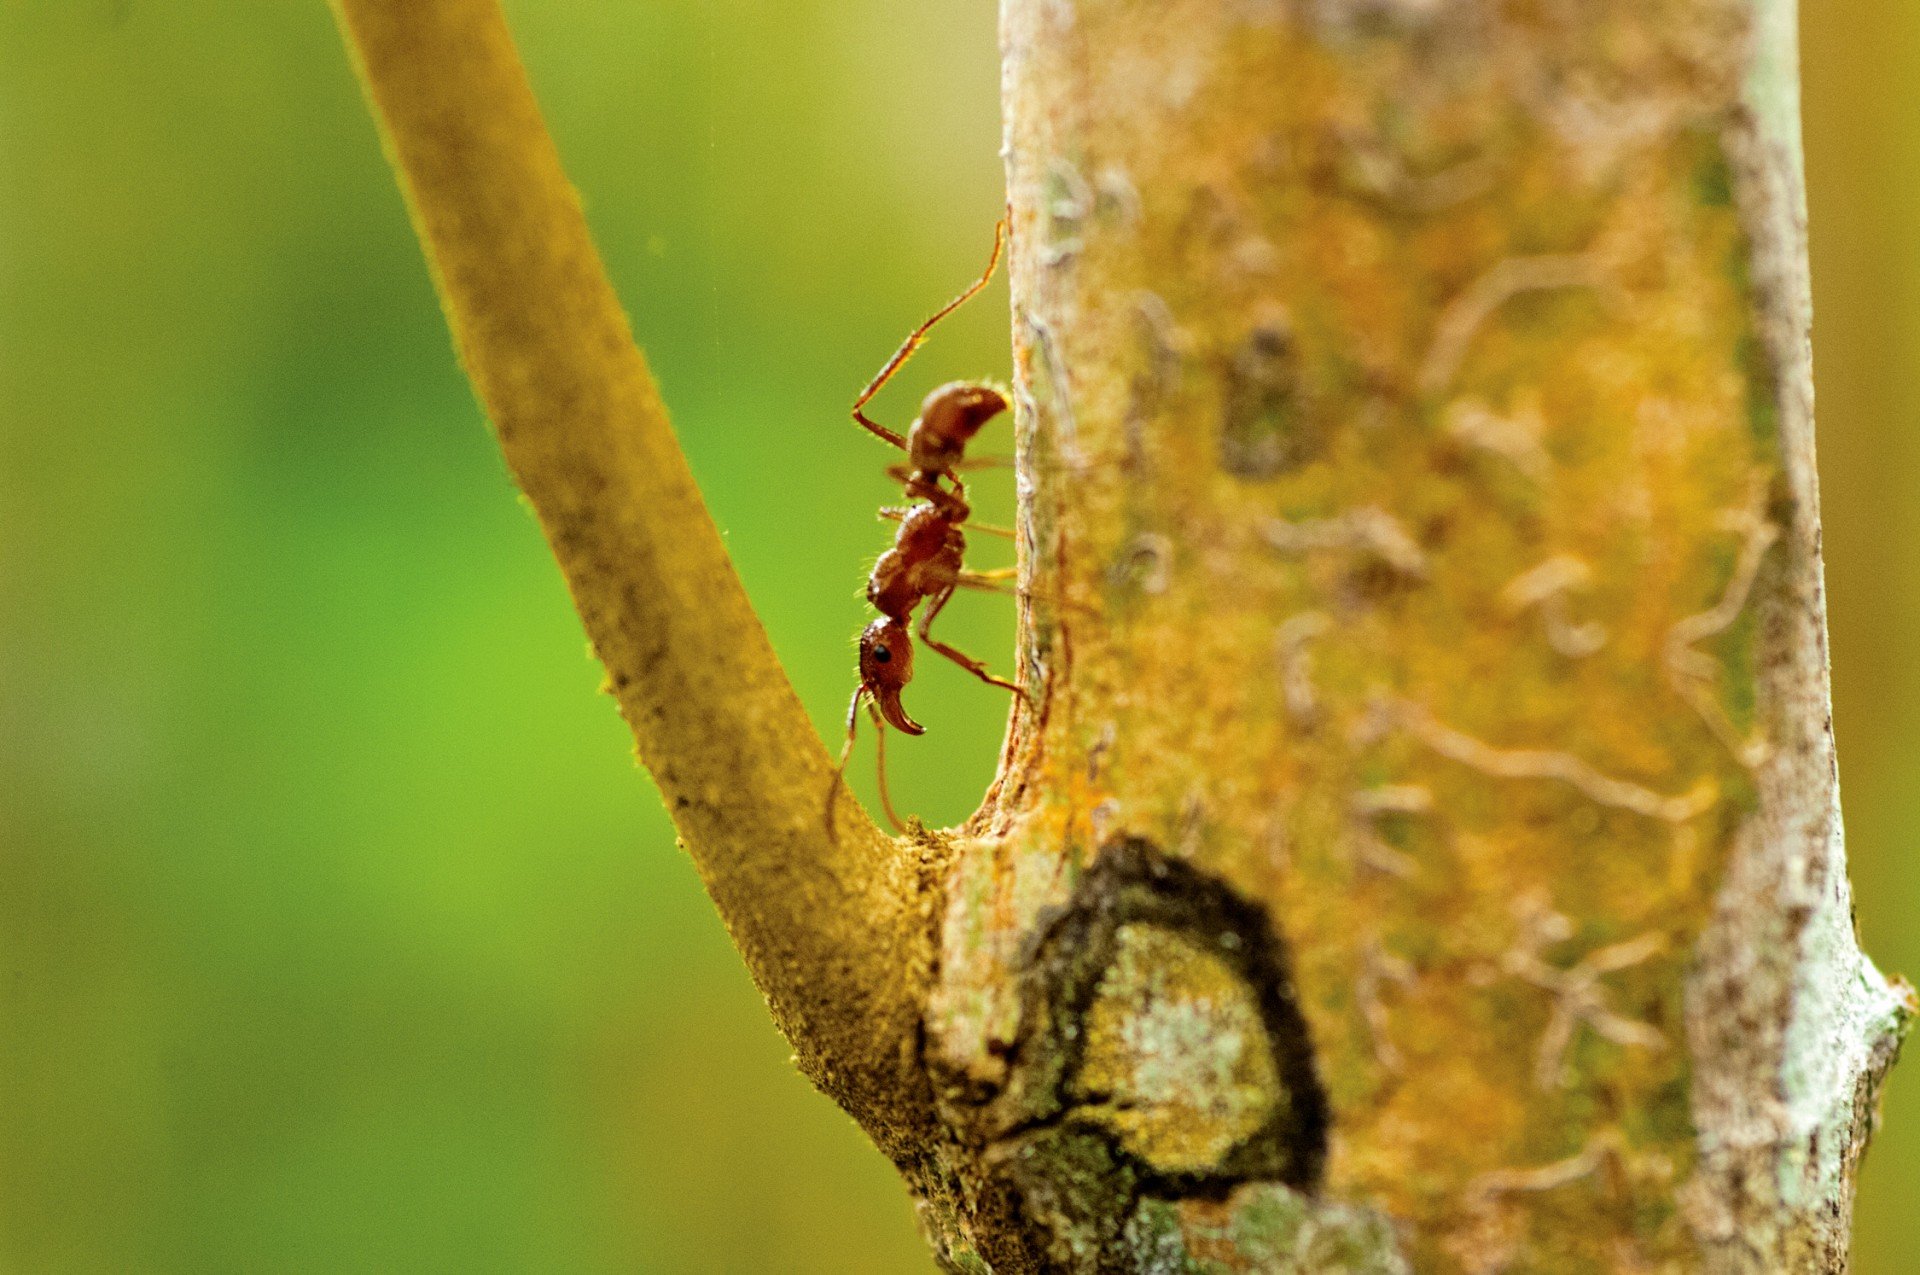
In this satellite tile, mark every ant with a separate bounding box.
[829,220,1026,833]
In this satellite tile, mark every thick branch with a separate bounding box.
[900,0,1913,1268]
[328,0,935,1149]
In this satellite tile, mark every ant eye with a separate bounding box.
[874,646,892,663]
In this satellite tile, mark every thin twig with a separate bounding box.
[329,0,931,1146]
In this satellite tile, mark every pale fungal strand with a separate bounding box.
[1471,1131,1621,1198]
[1131,290,1184,385]
[1085,721,1117,784]
[1095,166,1142,226]
[1398,700,1717,823]
[1445,397,1554,484]
[1540,89,1690,184]
[1500,554,1608,658]
[1176,791,1208,859]
[1418,254,1606,396]
[1040,156,1090,265]
[1088,798,1123,848]
[1275,611,1333,726]
[1023,309,1080,461]
[1351,784,1434,816]
[1350,828,1417,880]
[1529,938,1670,1090]
[1500,891,1669,1089]
[1357,939,1417,1073]
[1347,785,1433,880]
[1664,500,1779,768]
[1262,506,1428,579]
[1334,124,1498,214]
[1506,885,1573,951]
[1501,554,1591,610]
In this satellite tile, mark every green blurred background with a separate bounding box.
[0,2,1912,1270]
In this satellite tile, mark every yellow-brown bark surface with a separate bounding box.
[923,0,1912,1268]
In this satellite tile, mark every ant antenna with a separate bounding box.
[826,693,907,839]
[826,689,865,842]
[852,218,1007,426]
[871,710,903,831]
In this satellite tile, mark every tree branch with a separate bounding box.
[328,0,937,1150]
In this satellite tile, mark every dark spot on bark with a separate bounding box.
[996,1126,1141,1267]
[1221,320,1320,479]
[1122,294,1182,475]
[1694,141,1735,208]
[1339,556,1420,610]
[1106,533,1172,599]
[1309,0,1448,43]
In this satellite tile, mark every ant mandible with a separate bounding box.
[829,220,1026,834]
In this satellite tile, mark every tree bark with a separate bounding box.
[899,0,1911,1269]
[334,0,1914,1270]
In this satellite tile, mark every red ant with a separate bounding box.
[829,220,1025,833]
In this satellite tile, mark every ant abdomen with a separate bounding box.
[911,382,1009,476]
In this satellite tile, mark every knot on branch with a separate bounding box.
[934,839,1334,1267]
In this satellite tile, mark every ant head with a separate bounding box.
[859,618,923,735]
[913,381,1009,471]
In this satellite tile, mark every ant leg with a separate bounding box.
[878,501,988,532]
[888,468,971,517]
[918,585,1029,703]
[876,502,979,526]
[851,219,1007,425]
[958,568,1019,592]
[855,410,907,451]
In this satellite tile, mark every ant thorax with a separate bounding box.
[866,508,966,622]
